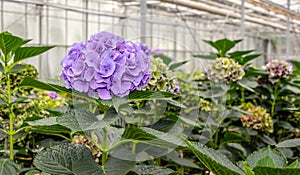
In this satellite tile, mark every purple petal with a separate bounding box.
[72,60,86,76]
[111,81,131,97]
[84,67,96,81]
[132,73,143,86]
[97,88,112,100]
[100,57,116,77]
[85,51,99,67]
[67,68,74,77]
[73,80,89,92]
[126,67,141,76]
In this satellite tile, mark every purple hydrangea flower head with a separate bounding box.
[61,31,151,100]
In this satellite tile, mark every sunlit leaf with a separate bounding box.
[246,146,286,169]
[14,46,54,63]
[0,31,28,57]
[228,50,254,58]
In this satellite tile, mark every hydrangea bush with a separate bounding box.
[61,31,151,100]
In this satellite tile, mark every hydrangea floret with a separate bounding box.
[146,56,180,94]
[209,57,245,83]
[264,59,293,79]
[240,102,273,133]
[61,31,151,100]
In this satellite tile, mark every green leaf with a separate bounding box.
[227,143,248,157]
[57,108,119,134]
[233,39,243,44]
[237,81,257,92]
[240,54,261,65]
[203,40,220,55]
[132,165,174,175]
[184,139,244,175]
[20,77,69,92]
[169,60,188,70]
[129,90,178,101]
[31,125,71,137]
[284,85,300,94]
[207,38,236,57]
[291,60,300,71]
[255,156,276,167]
[154,54,172,65]
[0,158,21,175]
[221,132,250,146]
[0,97,7,105]
[228,50,254,58]
[25,170,50,175]
[245,67,268,77]
[8,64,25,73]
[253,166,300,175]
[246,146,286,169]
[19,77,89,99]
[122,126,185,148]
[142,127,185,146]
[34,143,104,175]
[57,109,98,134]
[241,161,254,175]
[193,53,218,60]
[122,126,156,141]
[0,63,3,72]
[276,139,300,148]
[287,159,299,168]
[27,117,58,126]
[261,135,276,146]
[0,31,28,57]
[166,151,199,168]
[14,46,54,63]
[104,157,135,175]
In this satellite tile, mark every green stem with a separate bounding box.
[5,73,15,160]
[102,127,108,166]
[227,93,231,106]
[132,142,136,155]
[271,83,279,117]
[241,87,245,104]
[102,151,108,166]
[214,127,219,149]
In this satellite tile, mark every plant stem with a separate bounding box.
[132,142,136,155]
[227,93,231,106]
[5,73,15,160]
[102,126,108,166]
[271,83,279,117]
[241,87,245,104]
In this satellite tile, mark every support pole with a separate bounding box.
[140,0,146,43]
[241,0,245,49]
[286,0,290,58]
[1,0,3,31]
